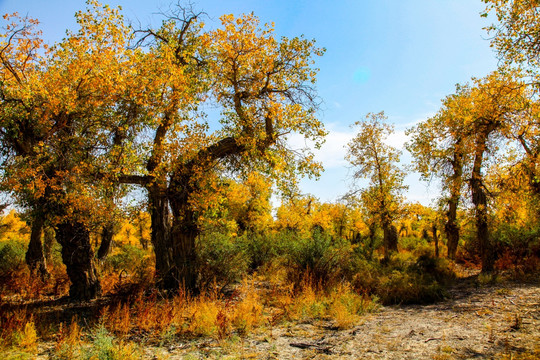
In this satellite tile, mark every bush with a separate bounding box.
[350,251,454,305]
[0,240,26,276]
[374,253,453,305]
[286,229,357,288]
[237,232,279,271]
[376,270,445,305]
[85,325,142,360]
[105,244,147,273]
[53,325,142,360]
[400,236,433,256]
[197,233,249,290]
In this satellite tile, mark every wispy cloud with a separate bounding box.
[288,124,354,169]
[386,129,409,150]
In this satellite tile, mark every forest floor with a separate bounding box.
[139,271,540,360]
[18,269,539,359]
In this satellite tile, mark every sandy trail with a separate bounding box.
[161,278,539,359]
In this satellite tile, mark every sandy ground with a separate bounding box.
[153,277,539,359]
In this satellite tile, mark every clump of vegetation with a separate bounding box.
[285,229,357,288]
[0,240,26,276]
[197,233,250,290]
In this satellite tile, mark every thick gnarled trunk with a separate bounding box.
[43,226,55,264]
[148,183,199,293]
[147,184,175,289]
[25,214,48,279]
[56,220,101,300]
[168,171,199,294]
[169,215,198,293]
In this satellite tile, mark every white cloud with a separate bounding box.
[285,114,439,205]
[385,129,409,150]
[288,124,354,169]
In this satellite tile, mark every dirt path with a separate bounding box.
[160,278,539,359]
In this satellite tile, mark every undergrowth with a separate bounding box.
[0,230,468,357]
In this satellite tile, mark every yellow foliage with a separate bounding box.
[231,280,264,334]
[0,210,30,243]
[15,320,37,352]
[187,296,220,337]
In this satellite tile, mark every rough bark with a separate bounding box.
[382,217,398,259]
[25,214,48,279]
[147,183,176,291]
[56,220,101,300]
[471,130,495,273]
[97,222,114,260]
[445,197,460,260]
[155,135,248,293]
[168,170,199,294]
[169,215,198,293]
[43,226,55,264]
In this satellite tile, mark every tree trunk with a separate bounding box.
[445,138,463,260]
[43,226,55,264]
[444,197,460,260]
[56,220,101,300]
[382,216,398,259]
[147,183,176,291]
[169,216,198,293]
[471,131,494,273]
[445,173,461,260]
[137,214,148,250]
[25,214,48,279]
[168,183,199,294]
[97,222,115,260]
[432,224,439,258]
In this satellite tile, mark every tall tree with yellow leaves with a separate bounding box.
[0,2,143,299]
[407,87,472,259]
[346,112,407,259]
[115,11,325,292]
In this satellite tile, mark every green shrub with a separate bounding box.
[105,245,147,273]
[53,325,142,360]
[350,258,381,293]
[286,229,357,287]
[353,235,381,261]
[400,236,427,251]
[85,326,141,360]
[238,232,279,271]
[350,251,454,305]
[373,253,454,305]
[376,269,445,305]
[492,225,540,259]
[0,240,26,276]
[197,233,249,290]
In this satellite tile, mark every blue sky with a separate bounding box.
[0,0,498,205]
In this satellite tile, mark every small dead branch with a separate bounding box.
[290,342,333,354]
